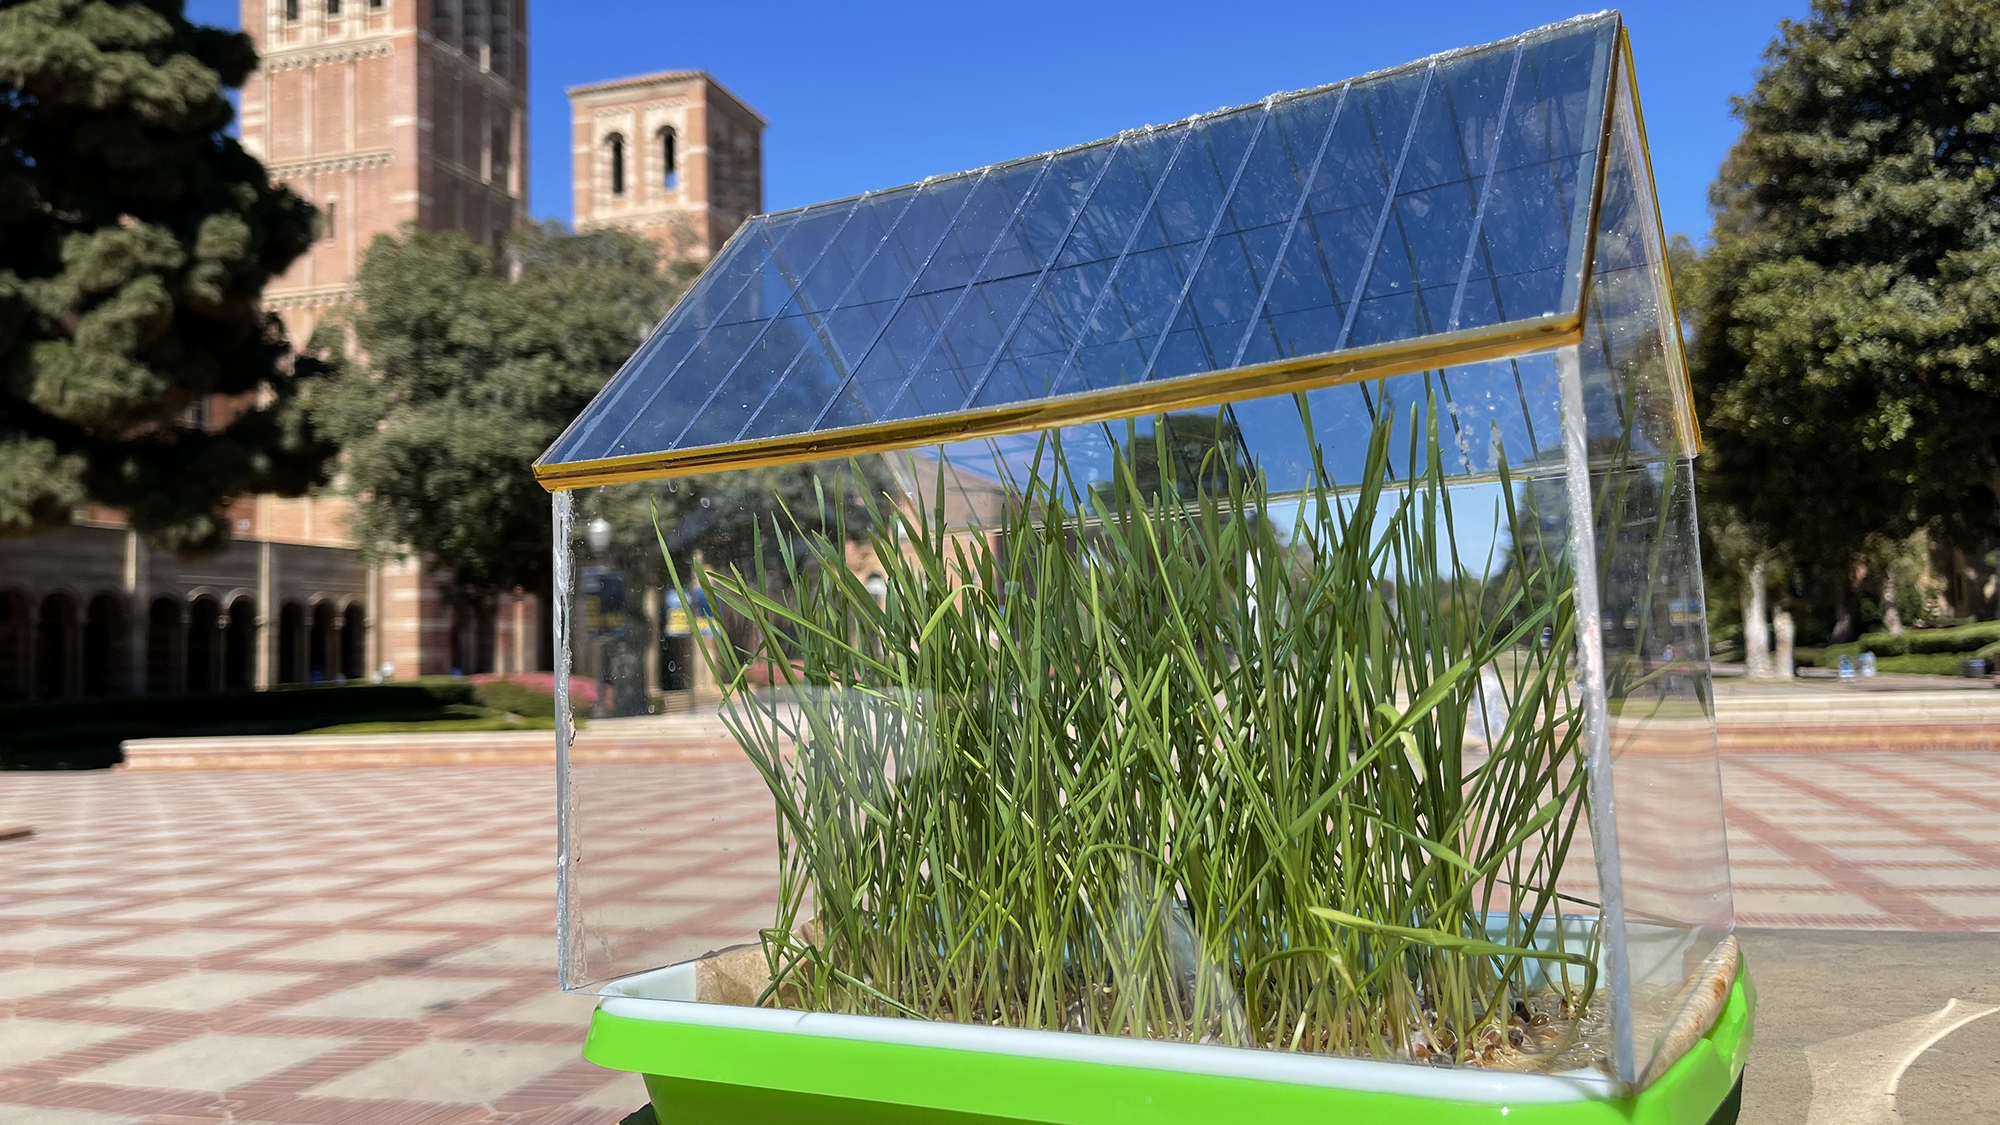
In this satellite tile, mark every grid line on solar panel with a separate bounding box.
[1042,123,1198,400]
[541,215,790,464]
[1130,103,1273,386]
[537,13,1619,478]
[661,185,936,453]
[558,206,848,462]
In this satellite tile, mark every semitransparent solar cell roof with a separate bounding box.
[537,13,1625,489]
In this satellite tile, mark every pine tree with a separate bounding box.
[0,0,326,552]
[1690,0,2000,609]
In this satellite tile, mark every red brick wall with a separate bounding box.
[569,72,762,268]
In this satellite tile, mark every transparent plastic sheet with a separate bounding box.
[546,14,1733,1096]
[539,15,1617,474]
[554,389,1635,1078]
[1568,71,1732,1084]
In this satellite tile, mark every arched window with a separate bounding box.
[34,593,76,699]
[224,597,256,691]
[147,597,183,694]
[657,126,677,191]
[341,603,367,681]
[278,602,305,685]
[606,133,626,196]
[186,596,220,694]
[83,594,126,697]
[309,602,335,683]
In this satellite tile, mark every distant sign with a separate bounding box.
[581,566,625,638]
[664,588,715,636]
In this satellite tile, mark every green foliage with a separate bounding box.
[1816,619,2000,662]
[310,222,695,598]
[303,710,553,735]
[692,411,1595,1066]
[1,675,566,766]
[1688,0,2000,573]
[472,676,557,718]
[0,679,480,769]
[582,459,888,588]
[0,0,330,552]
[1811,650,1985,676]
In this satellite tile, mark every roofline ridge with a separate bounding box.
[566,69,770,125]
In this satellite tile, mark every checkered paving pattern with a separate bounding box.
[1720,752,2000,930]
[1,750,1995,1122]
[0,764,772,1125]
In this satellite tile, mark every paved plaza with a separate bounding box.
[1,739,1997,1122]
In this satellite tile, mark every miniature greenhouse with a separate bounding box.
[537,12,1750,1123]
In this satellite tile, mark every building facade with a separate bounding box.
[0,0,539,702]
[245,0,530,346]
[0,493,545,699]
[0,14,775,703]
[569,71,764,265]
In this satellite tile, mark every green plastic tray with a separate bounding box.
[584,960,1754,1125]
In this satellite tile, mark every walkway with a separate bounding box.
[1,745,1996,1122]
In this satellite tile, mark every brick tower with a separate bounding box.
[241,0,530,348]
[230,0,537,682]
[568,72,764,267]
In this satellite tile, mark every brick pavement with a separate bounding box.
[0,764,772,1125]
[1720,752,2000,930]
[1,749,1996,1123]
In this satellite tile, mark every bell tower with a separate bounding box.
[568,71,765,266]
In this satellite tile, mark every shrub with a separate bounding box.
[1873,653,1989,677]
[473,677,559,718]
[1,681,483,769]
[1817,620,2000,666]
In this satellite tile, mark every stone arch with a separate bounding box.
[146,597,184,694]
[657,125,677,190]
[278,601,306,685]
[224,595,257,691]
[606,132,627,196]
[450,600,495,675]
[82,593,128,697]
[0,588,32,700]
[186,595,222,693]
[309,600,335,682]
[35,591,79,699]
[341,602,367,681]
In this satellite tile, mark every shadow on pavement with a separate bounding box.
[1738,928,2000,1125]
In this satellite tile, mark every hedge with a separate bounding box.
[1870,653,1992,677]
[1816,621,2000,666]
[0,677,557,770]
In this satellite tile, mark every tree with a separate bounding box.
[0,0,328,552]
[309,223,691,605]
[1689,0,2000,632]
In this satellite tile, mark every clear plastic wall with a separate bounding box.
[555,366,1727,1088]
[548,17,1730,1092]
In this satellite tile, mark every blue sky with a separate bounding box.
[192,0,1802,243]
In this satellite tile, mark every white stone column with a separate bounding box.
[256,538,275,689]
[124,529,148,694]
